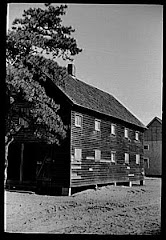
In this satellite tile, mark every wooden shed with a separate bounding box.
[143,117,162,176]
[7,64,146,195]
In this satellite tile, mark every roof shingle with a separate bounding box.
[57,75,146,129]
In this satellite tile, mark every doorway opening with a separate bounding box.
[7,142,50,184]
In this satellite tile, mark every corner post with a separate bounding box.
[129,181,132,187]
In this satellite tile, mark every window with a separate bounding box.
[125,153,129,164]
[111,151,116,163]
[19,117,29,128]
[135,131,139,141]
[95,119,101,131]
[75,114,82,127]
[144,145,149,150]
[144,158,149,168]
[95,149,101,161]
[74,148,82,161]
[136,154,140,165]
[19,107,29,128]
[124,128,128,138]
[20,107,29,115]
[111,124,116,135]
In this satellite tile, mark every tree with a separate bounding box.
[6,3,82,65]
[5,3,82,185]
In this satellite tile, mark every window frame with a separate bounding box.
[95,149,101,161]
[111,151,116,164]
[125,153,129,164]
[144,157,149,168]
[75,113,82,128]
[19,117,29,128]
[74,148,82,161]
[95,119,101,131]
[136,154,140,165]
[144,144,149,150]
[20,107,30,115]
[135,131,139,141]
[111,124,116,135]
[124,128,129,138]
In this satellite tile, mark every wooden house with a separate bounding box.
[7,64,146,195]
[143,117,162,177]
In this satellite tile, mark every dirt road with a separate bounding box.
[5,177,161,234]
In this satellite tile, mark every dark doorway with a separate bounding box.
[23,143,38,181]
[8,142,21,180]
[7,142,50,183]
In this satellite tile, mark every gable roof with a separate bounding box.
[147,116,162,128]
[56,75,146,129]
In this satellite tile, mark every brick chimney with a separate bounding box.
[67,63,76,77]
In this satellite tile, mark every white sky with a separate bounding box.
[7,3,163,126]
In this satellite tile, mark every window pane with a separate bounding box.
[124,128,128,138]
[111,151,116,163]
[135,132,139,140]
[125,153,129,164]
[111,124,115,135]
[75,115,82,127]
[75,148,82,161]
[20,107,30,115]
[144,158,149,168]
[136,154,140,164]
[144,145,149,150]
[95,150,101,160]
[95,120,100,131]
[19,118,28,128]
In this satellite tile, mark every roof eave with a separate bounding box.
[72,102,146,130]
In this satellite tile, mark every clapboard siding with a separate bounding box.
[70,109,144,187]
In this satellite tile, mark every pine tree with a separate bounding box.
[5,3,82,185]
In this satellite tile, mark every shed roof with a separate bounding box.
[56,75,146,129]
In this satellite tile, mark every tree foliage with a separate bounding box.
[6,3,82,145]
[6,60,67,145]
[6,3,82,65]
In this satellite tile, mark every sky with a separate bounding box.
[7,3,163,126]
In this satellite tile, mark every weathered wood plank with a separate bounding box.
[70,109,144,187]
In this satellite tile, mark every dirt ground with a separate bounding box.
[4,177,161,235]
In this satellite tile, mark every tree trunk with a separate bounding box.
[5,136,14,187]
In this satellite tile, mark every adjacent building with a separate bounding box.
[143,117,162,176]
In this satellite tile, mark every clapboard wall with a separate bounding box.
[70,106,144,187]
